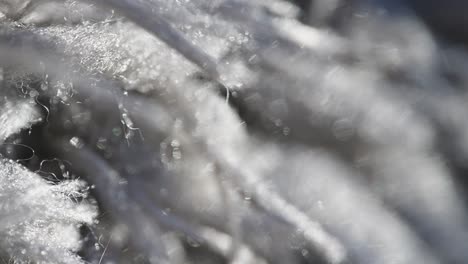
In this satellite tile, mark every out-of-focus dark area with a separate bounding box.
[1,0,468,264]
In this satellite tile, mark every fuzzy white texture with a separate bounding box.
[2,0,468,264]
[0,158,96,264]
[0,89,96,264]
[0,100,41,141]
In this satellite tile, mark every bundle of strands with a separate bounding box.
[1,0,468,263]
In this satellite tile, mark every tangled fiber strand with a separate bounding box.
[2,0,468,264]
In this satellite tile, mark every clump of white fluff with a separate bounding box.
[0,99,96,263]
